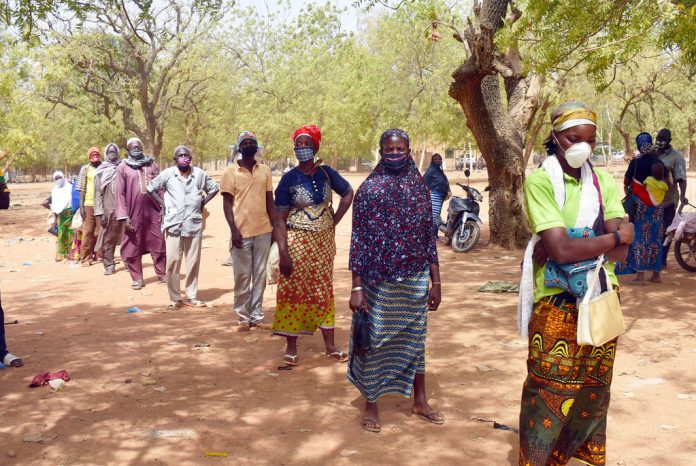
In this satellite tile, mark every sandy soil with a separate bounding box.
[1,170,696,466]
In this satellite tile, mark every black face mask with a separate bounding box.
[177,163,191,172]
[240,145,258,158]
[90,161,101,168]
[129,149,144,160]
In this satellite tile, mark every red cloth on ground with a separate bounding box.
[28,370,70,388]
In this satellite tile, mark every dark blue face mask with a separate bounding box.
[383,152,408,171]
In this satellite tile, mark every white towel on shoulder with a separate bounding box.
[517,156,600,338]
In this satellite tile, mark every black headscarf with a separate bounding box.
[423,159,449,195]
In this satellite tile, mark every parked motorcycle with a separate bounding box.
[440,169,487,252]
[664,202,696,272]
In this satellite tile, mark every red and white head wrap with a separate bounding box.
[291,125,322,151]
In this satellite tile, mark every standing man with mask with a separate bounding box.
[147,146,219,309]
[656,128,688,265]
[220,131,274,331]
[115,137,167,290]
[94,143,124,275]
[76,147,102,266]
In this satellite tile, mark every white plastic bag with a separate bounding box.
[266,242,280,285]
[71,210,83,230]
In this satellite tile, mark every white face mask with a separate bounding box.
[554,134,592,169]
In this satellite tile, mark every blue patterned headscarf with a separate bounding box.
[635,132,653,154]
[379,129,410,149]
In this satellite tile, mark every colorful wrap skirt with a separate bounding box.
[430,191,445,237]
[56,209,74,260]
[615,195,663,274]
[519,293,617,466]
[347,270,429,402]
[272,227,336,336]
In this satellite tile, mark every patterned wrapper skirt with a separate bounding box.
[615,195,663,274]
[272,227,336,336]
[519,293,617,466]
[56,209,74,260]
[431,191,445,237]
[347,270,429,403]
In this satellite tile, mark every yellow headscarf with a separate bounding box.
[551,101,597,132]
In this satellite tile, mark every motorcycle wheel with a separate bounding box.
[674,238,696,272]
[451,220,480,253]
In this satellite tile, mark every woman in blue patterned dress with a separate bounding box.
[272,125,354,367]
[348,128,444,433]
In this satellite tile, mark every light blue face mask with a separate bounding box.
[294,147,314,162]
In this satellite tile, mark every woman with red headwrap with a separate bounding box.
[272,125,354,366]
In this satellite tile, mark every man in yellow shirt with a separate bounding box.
[76,147,102,266]
[220,131,274,331]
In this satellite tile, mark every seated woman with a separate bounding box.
[616,132,670,284]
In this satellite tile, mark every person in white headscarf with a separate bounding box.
[94,143,125,275]
[49,171,75,261]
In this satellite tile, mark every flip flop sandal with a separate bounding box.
[166,301,183,310]
[3,353,23,368]
[326,351,349,363]
[131,281,143,290]
[413,410,445,425]
[283,354,299,366]
[361,418,381,433]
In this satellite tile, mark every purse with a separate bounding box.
[352,310,371,355]
[577,254,626,346]
[349,309,371,381]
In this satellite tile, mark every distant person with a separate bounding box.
[1,293,23,368]
[655,128,688,266]
[115,137,166,290]
[148,145,219,309]
[423,153,450,239]
[616,133,669,284]
[220,131,274,331]
[272,125,353,366]
[49,171,75,261]
[76,147,103,266]
[0,152,9,209]
[348,128,442,433]
[94,143,124,275]
[68,174,82,261]
[517,101,633,465]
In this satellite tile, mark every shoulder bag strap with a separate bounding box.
[582,254,605,304]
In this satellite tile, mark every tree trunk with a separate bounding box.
[450,72,536,249]
[444,0,544,249]
[523,97,550,166]
[615,122,632,157]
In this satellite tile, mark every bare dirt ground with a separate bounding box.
[1,169,696,466]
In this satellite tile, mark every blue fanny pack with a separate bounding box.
[544,227,603,298]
